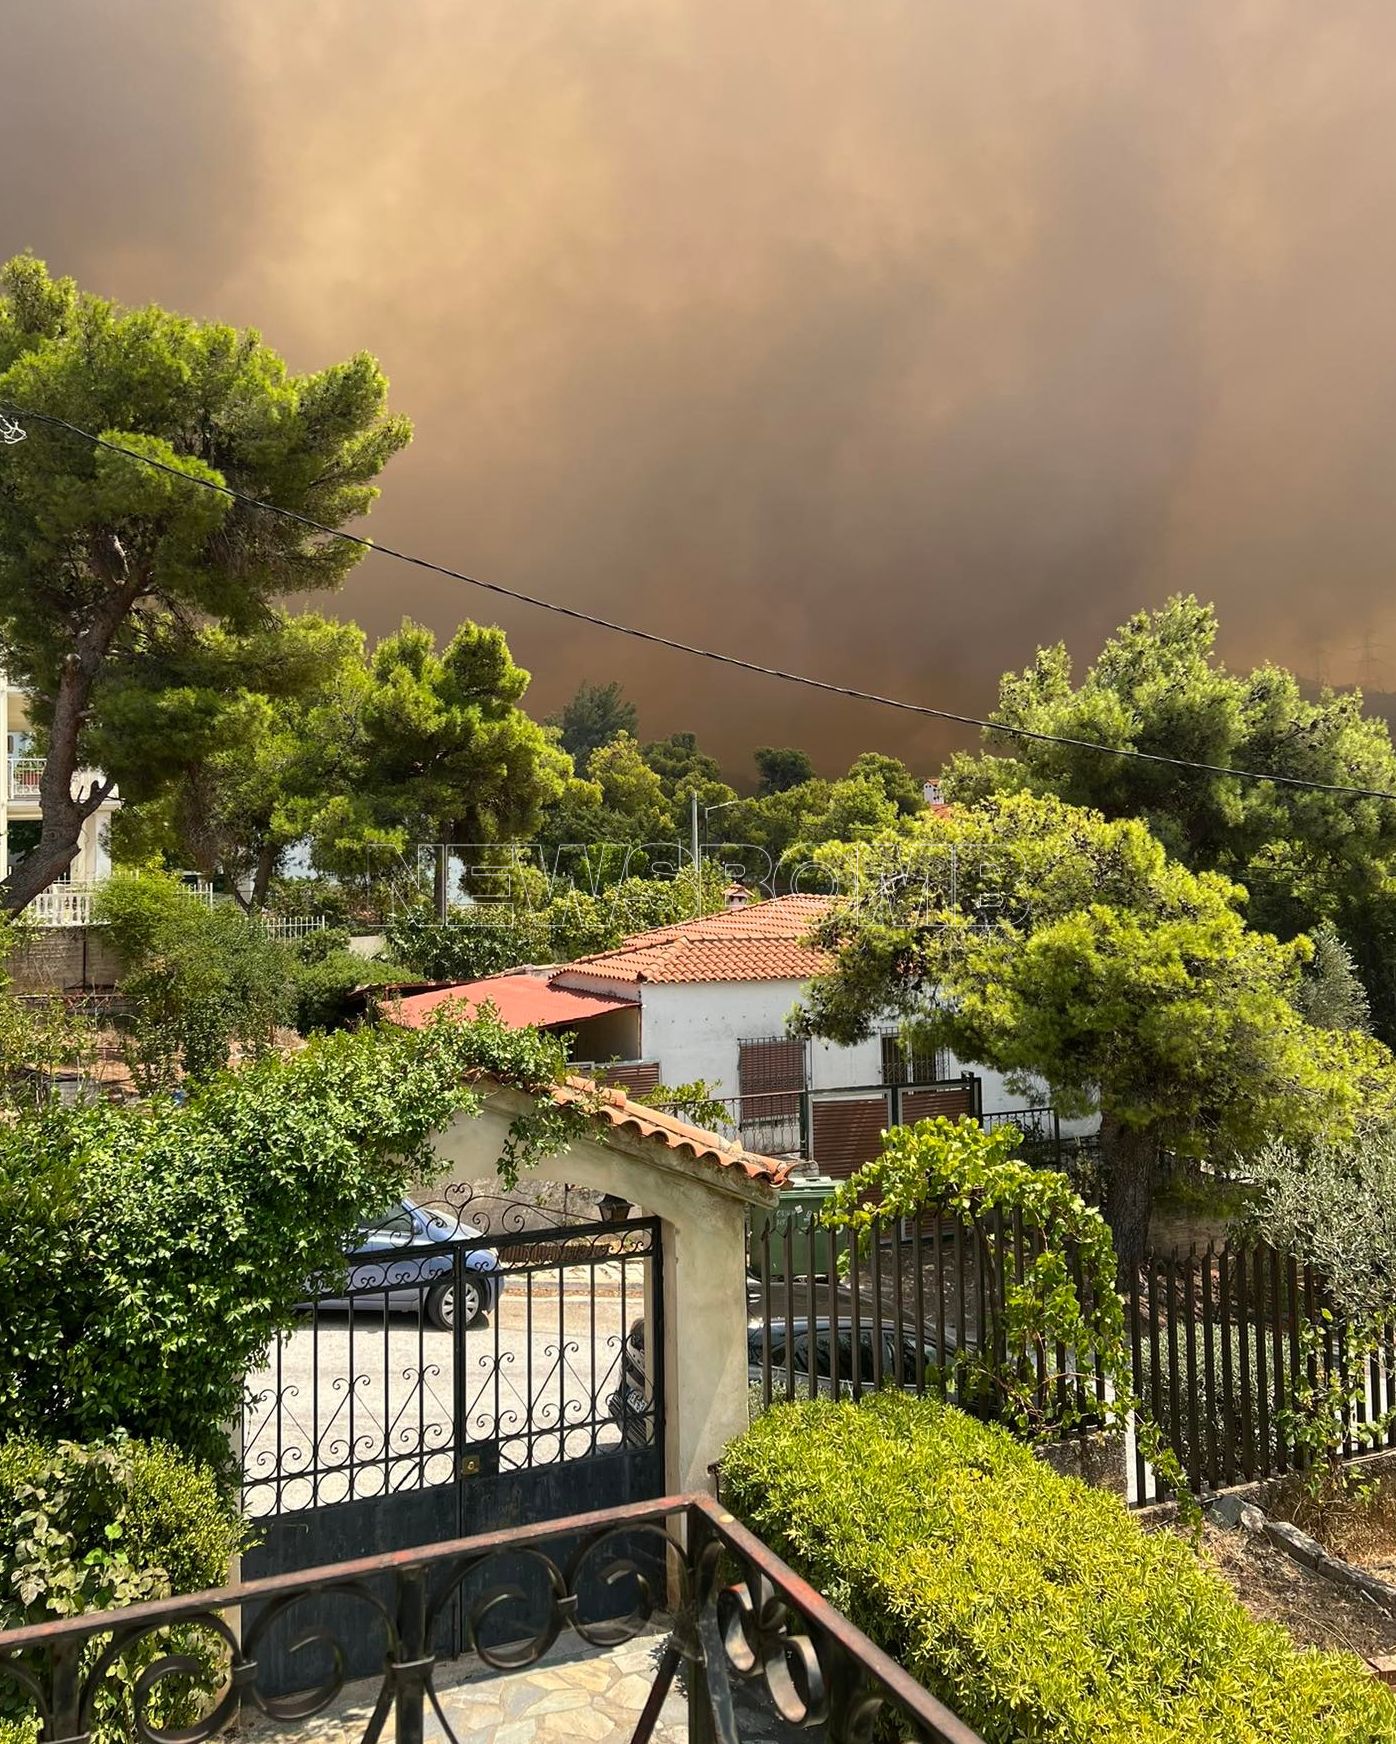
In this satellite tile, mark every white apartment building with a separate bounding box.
[1,670,118,902]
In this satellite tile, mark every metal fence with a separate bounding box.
[1127,1241,1396,1505]
[0,1493,984,1744]
[257,914,330,942]
[748,1210,1108,1428]
[749,1215,1396,1507]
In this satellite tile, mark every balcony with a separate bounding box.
[6,754,44,798]
[5,755,120,805]
[0,1493,983,1744]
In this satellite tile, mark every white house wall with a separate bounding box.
[634,979,878,1097]
[629,978,1090,1127]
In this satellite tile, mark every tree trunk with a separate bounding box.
[250,841,278,911]
[0,558,145,917]
[0,664,108,914]
[1098,1112,1159,1284]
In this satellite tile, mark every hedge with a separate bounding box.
[0,1437,246,1743]
[721,1394,1396,1743]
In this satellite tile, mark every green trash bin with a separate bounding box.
[749,1176,838,1280]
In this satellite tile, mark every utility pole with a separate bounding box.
[691,789,701,917]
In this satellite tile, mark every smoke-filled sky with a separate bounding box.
[5,1,1396,775]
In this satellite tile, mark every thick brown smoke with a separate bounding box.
[5,1,1396,772]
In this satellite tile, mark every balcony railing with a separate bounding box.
[0,1492,983,1744]
[21,878,215,928]
[7,754,44,797]
[5,756,119,804]
[23,884,98,927]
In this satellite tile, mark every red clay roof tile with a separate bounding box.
[553,893,834,985]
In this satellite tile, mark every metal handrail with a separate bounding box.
[0,1492,983,1744]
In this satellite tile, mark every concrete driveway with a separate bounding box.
[242,1260,652,1515]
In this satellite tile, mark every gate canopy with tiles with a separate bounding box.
[240,1073,786,1689]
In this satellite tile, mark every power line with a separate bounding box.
[6,400,1396,803]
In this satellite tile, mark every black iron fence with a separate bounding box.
[1127,1242,1396,1505]
[748,1215,1396,1507]
[0,1494,984,1744]
[748,1211,1109,1430]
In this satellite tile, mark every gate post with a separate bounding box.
[391,1566,434,1744]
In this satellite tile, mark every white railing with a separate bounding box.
[24,884,98,927]
[5,757,119,805]
[8,755,43,798]
[258,914,328,941]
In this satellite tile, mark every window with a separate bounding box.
[879,1031,947,1086]
[738,1037,807,1118]
[357,1207,414,1246]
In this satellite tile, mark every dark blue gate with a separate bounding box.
[240,1199,664,1690]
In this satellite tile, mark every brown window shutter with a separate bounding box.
[810,1095,891,1180]
[739,1037,808,1118]
[591,1060,662,1097]
[899,1086,974,1124]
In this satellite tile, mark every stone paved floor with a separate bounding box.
[237,1623,793,1743]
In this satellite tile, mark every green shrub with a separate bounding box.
[290,948,402,1033]
[0,1017,570,1471]
[95,872,291,1089]
[0,1437,245,1741]
[721,1394,1396,1743]
[0,1436,245,1624]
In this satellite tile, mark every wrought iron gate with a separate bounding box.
[240,1195,665,1689]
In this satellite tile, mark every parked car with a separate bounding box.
[748,1317,950,1396]
[606,1313,958,1446]
[305,1198,504,1330]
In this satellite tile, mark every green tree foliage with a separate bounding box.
[341,618,571,856]
[798,793,1394,1269]
[95,871,290,1089]
[723,1395,1396,1743]
[546,679,637,771]
[0,253,410,911]
[0,1016,573,1470]
[845,750,925,815]
[1295,922,1372,1033]
[754,746,815,795]
[110,613,570,908]
[103,614,369,909]
[640,730,723,794]
[537,732,679,876]
[950,596,1396,1039]
[385,864,725,982]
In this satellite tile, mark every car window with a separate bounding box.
[358,1208,413,1244]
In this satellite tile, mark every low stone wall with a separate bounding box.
[8,925,122,991]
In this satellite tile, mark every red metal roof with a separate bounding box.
[386,974,637,1031]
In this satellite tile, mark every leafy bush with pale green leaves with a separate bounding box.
[0,1436,245,1742]
[0,1014,574,1473]
[722,1394,1396,1743]
[95,870,292,1089]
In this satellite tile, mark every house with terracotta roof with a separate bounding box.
[388,890,1081,1176]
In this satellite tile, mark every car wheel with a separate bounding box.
[427,1278,486,1331]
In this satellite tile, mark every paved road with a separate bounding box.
[242,1262,653,1515]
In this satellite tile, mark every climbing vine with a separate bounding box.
[822,1115,1194,1512]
